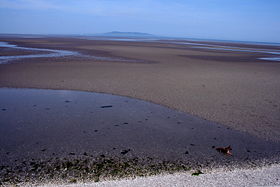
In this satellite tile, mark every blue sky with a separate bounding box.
[0,0,280,42]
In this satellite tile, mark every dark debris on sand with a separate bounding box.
[0,155,191,186]
[100,105,113,108]
[191,170,203,176]
[120,149,131,155]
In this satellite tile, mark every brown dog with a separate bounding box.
[216,145,232,156]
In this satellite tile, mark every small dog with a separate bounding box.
[216,145,232,156]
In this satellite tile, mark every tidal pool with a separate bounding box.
[170,41,280,61]
[0,41,78,64]
[1,88,279,184]
[1,88,279,163]
[0,41,145,64]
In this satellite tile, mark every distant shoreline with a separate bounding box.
[1,38,280,63]
[0,33,280,46]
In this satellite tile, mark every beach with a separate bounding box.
[0,36,280,185]
[1,37,280,140]
[38,164,280,187]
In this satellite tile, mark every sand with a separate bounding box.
[0,37,280,141]
[1,88,279,185]
[0,37,280,185]
[38,164,280,187]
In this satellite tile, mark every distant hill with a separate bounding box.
[95,31,155,38]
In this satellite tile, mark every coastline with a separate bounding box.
[0,37,280,185]
[36,163,280,187]
[1,88,279,186]
[1,37,279,141]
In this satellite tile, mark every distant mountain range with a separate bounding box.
[94,31,155,38]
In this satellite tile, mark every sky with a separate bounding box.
[0,0,280,42]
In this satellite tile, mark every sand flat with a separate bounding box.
[0,37,280,185]
[0,37,279,141]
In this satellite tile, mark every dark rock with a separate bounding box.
[101,105,113,108]
[94,176,100,182]
[69,178,77,183]
[192,170,203,176]
[121,149,131,155]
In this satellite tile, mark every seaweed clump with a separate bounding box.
[0,155,191,186]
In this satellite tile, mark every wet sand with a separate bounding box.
[0,47,49,56]
[0,41,79,64]
[0,37,280,185]
[0,37,280,141]
[0,88,279,185]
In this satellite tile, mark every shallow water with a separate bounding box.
[169,41,280,61]
[259,57,280,61]
[1,88,279,185]
[0,41,79,64]
[0,41,141,64]
[79,38,280,62]
[0,88,279,166]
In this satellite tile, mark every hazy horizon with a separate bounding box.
[0,0,280,43]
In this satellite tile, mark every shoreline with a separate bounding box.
[1,88,280,185]
[0,37,280,185]
[1,37,280,141]
[36,163,280,187]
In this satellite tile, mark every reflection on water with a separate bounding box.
[0,88,279,172]
[0,41,79,64]
[1,39,280,63]
[170,41,280,61]
[0,41,145,63]
[79,37,280,62]
[259,57,280,61]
